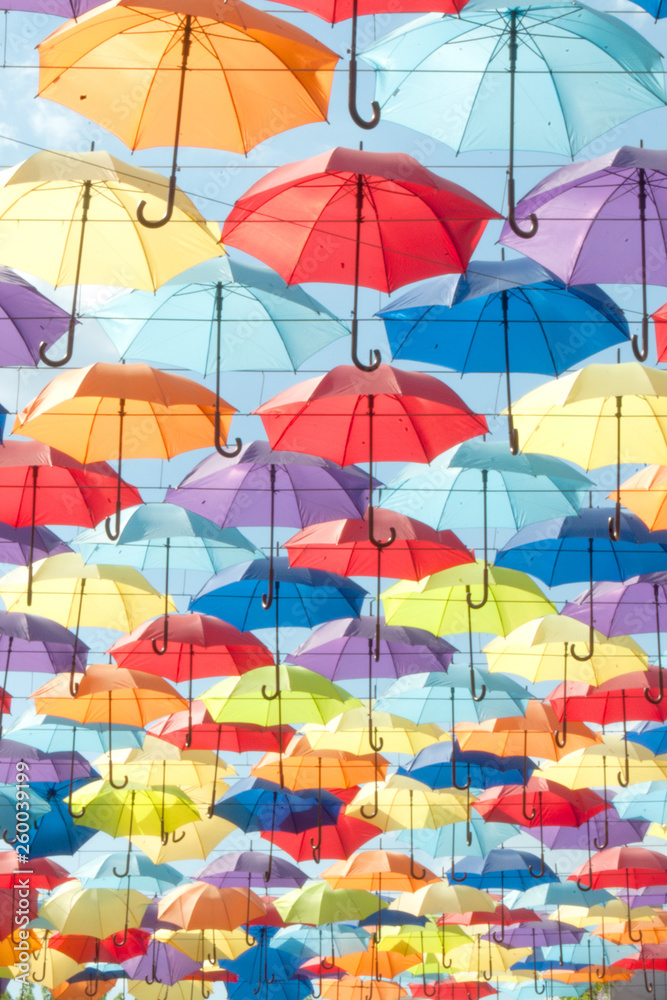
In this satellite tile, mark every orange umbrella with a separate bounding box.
[157,882,265,931]
[455,702,602,760]
[52,980,117,1000]
[320,976,407,1000]
[321,850,440,891]
[336,949,422,979]
[593,913,667,945]
[38,0,338,226]
[14,362,238,537]
[610,465,667,530]
[251,742,386,791]
[31,664,187,787]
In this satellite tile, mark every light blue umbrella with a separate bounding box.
[400,817,519,862]
[374,665,534,726]
[88,257,349,374]
[270,924,371,963]
[360,0,666,234]
[5,706,144,754]
[612,781,667,823]
[504,881,615,911]
[74,852,183,893]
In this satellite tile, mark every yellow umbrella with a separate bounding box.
[484,616,648,686]
[348,776,470,832]
[390,883,496,918]
[377,920,472,957]
[39,881,150,938]
[0,149,223,365]
[93,741,235,792]
[300,707,448,756]
[67,780,202,839]
[127,979,211,1000]
[131,806,235,863]
[445,941,531,978]
[155,928,253,963]
[506,362,667,537]
[534,737,667,788]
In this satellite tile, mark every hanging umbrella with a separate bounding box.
[146,701,291,754]
[501,362,667,541]
[0,553,175,695]
[40,882,151,939]
[273,880,383,925]
[447,849,558,889]
[501,146,667,361]
[224,149,500,369]
[0,265,74,365]
[260,799,379,863]
[252,740,385,794]
[89,258,349,373]
[455,702,601,761]
[361,5,664,241]
[14,362,238,536]
[131,809,235,865]
[195,852,307,890]
[38,0,338,228]
[377,259,630,451]
[67,780,201,840]
[0,148,223,365]
[157,881,266,931]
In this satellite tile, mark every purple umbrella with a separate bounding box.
[0,522,70,566]
[194,851,307,889]
[526,808,649,852]
[0,610,89,737]
[166,440,380,609]
[286,616,456,682]
[122,939,201,986]
[0,739,91,783]
[0,267,72,364]
[500,145,667,361]
[563,573,667,701]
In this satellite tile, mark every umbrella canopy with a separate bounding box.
[157,882,266,931]
[89,259,349,374]
[40,881,151,938]
[0,266,73,366]
[273,880,383,924]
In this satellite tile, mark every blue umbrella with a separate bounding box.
[447,849,558,889]
[74,852,183,893]
[505,881,615,911]
[627,722,667,755]
[270,924,371,964]
[400,817,518,861]
[611,781,667,823]
[5,707,144,753]
[495,508,667,658]
[377,260,629,451]
[398,743,534,791]
[89,257,349,374]
[359,0,665,234]
[22,778,98,857]
[213,778,343,835]
[189,559,367,634]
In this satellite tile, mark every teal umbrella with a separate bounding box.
[360,0,666,235]
[378,440,591,607]
[74,852,183,893]
[73,503,261,653]
[88,257,349,374]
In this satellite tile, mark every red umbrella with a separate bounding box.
[285,509,474,657]
[410,984,496,1000]
[260,802,378,861]
[108,613,273,747]
[0,440,141,604]
[0,853,70,890]
[48,929,150,965]
[146,700,293,753]
[224,148,500,369]
[570,846,667,944]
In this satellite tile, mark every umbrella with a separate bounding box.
[377,259,629,451]
[40,882,151,939]
[0,553,175,694]
[38,0,339,227]
[273,880,383,925]
[503,362,667,540]
[361,4,665,239]
[454,702,601,760]
[0,265,73,365]
[146,700,291,754]
[195,852,307,890]
[14,361,238,536]
[89,258,349,373]
[260,801,379,863]
[0,148,222,365]
[501,146,667,359]
[166,440,377,611]
[223,148,500,368]
[157,882,266,931]
[608,465,667,531]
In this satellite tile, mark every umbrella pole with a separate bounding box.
[527,793,545,878]
[643,958,655,995]
[440,922,451,969]
[492,875,505,943]
[208,723,223,819]
[592,757,609,850]
[261,466,277,610]
[626,870,643,944]
[105,398,125,541]
[186,644,194,747]
[320,928,334,971]
[632,167,650,361]
[351,175,381,369]
[310,758,323,862]
[554,641,570,750]
[152,539,171,655]
[367,395,395,551]
[421,932,436,997]
[451,690,471,791]
[570,543,595,660]
[646,584,665,704]
[608,397,623,541]
[137,16,191,228]
[466,596,486,701]
[244,875,254,946]
[521,747,536,823]
[113,801,133,878]
[408,789,427,880]
[69,577,86,696]
[501,293,520,455]
[618,691,631,787]
[213,281,242,457]
[26,465,38,605]
[112,874,131,948]
[576,819,593,891]
[0,635,11,739]
[68,726,86,819]
[39,179,92,366]
[108,691,129,790]
[33,930,49,983]
[263,792,276,884]
[262,578,281,701]
[506,11,537,240]
[467,471,489,610]
[450,823,467,882]
[367,637,384,755]
[532,929,545,994]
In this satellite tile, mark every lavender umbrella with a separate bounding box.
[4,0,103,16]
[0,739,91,784]
[500,145,667,361]
[526,808,649,851]
[0,522,70,566]
[194,851,307,889]
[122,940,201,986]
[0,267,71,364]
[166,441,380,609]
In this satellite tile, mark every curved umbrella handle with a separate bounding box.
[113,853,131,879]
[171,827,186,843]
[450,866,468,884]
[491,906,505,945]
[409,789,427,880]
[261,660,281,702]
[137,176,176,229]
[261,536,277,611]
[360,780,379,821]
[367,505,395,550]
[632,314,650,362]
[592,759,609,851]
[522,780,536,824]
[33,932,50,983]
[151,540,171,655]
[466,566,489,611]
[507,179,538,240]
[108,767,129,791]
[1,829,17,845]
[68,799,86,820]
[646,598,664,704]
[112,927,129,948]
[643,960,655,995]
[569,638,593,662]
[215,434,243,459]
[39,317,76,368]
[348,60,380,131]
[527,796,545,878]
[105,509,121,541]
[481,969,493,983]
[84,974,98,997]
[608,503,622,543]
[351,317,382,371]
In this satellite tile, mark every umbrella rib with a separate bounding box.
[130,15,187,152]
[457,25,510,155]
[514,286,559,375]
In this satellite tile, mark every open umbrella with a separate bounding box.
[223,148,500,368]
